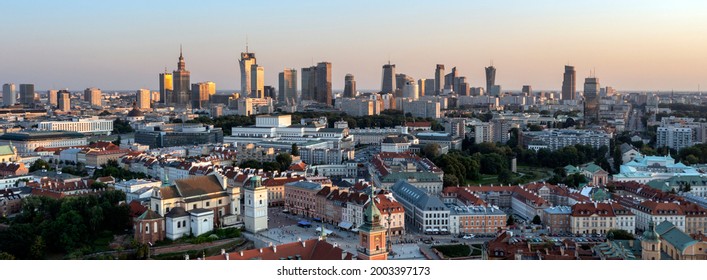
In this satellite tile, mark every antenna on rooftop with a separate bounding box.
[246,34,249,53]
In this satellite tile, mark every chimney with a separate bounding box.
[273,245,277,253]
[225,253,229,260]
[239,251,244,257]
[302,241,306,247]
[259,248,263,253]
[221,249,226,255]
[184,254,189,260]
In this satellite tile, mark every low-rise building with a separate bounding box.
[391,180,450,234]
[543,206,572,235]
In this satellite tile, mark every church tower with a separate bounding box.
[641,221,661,260]
[357,189,388,260]
[243,176,267,233]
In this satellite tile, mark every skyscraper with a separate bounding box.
[444,67,457,91]
[562,65,576,101]
[434,64,445,95]
[485,65,497,95]
[84,87,102,107]
[417,79,426,97]
[47,89,58,107]
[191,82,210,109]
[58,90,70,112]
[19,84,35,106]
[402,79,418,100]
[172,47,191,108]
[583,76,600,126]
[136,89,151,109]
[343,73,356,98]
[2,83,15,106]
[301,66,316,101]
[522,85,532,95]
[381,63,396,94]
[239,50,256,96]
[423,78,435,97]
[278,68,298,104]
[250,64,264,98]
[315,62,332,106]
[159,71,173,105]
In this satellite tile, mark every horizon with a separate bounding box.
[2,0,707,92]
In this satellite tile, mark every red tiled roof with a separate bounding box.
[205,239,352,260]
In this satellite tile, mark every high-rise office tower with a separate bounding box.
[583,76,600,126]
[444,67,458,92]
[58,91,71,112]
[381,63,396,94]
[315,62,332,106]
[47,89,58,107]
[457,77,470,96]
[84,87,102,107]
[136,89,151,109]
[191,82,210,109]
[205,81,216,96]
[435,64,445,95]
[278,68,298,104]
[423,78,435,97]
[522,85,532,95]
[301,66,316,101]
[402,79,419,100]
[159,71,173,105]
[562,65,576,100]
[2,83,15,106]
[239,50,256,96]
[417,79,426,97]
[172,47,191,108]
[263,86,276,99]
[344,74,356,98]
[485,65,497,95]
[250,64,264,98]
[19,84,35,106]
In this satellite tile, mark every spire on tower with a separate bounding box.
[179,44,183,59]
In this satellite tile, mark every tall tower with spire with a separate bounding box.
[172,46,191,109]
[239,42,257,98]
[357,189,388,260]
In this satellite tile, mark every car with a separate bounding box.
[450,239,459,243]
[462,235,472,240]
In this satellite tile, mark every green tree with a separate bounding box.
[0,252,15,260]
[291,143,300,156]
[443,174,460,187]
[112,135,122,146]
[497,169,513,184]
[422,143,441,159]
[531,215,542,225]
[606,229,634,240]
[506,215,515,226]
[275,153,293,171]
[29,159,51,172]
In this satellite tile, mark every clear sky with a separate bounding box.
[2,0,707,92]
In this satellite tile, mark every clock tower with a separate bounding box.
[357,189,388,260]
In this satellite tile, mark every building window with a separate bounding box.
[206,202,210,207]
[193,204,197,209]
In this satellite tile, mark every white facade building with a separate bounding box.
[38,118,113,135]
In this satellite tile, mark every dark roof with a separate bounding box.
[190,208,213,215]
[136,209,162,220]
[160,174,225,199]
[0,130,86,141]
[165,206,189,218]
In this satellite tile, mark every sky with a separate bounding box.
[2,0,707,92]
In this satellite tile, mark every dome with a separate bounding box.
[642,221,660,242]
[127,102,143,117]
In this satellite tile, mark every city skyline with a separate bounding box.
[3,1,707,92]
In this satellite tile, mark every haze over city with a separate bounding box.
[2,0,707,91]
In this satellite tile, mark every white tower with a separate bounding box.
[243,176,268,233]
